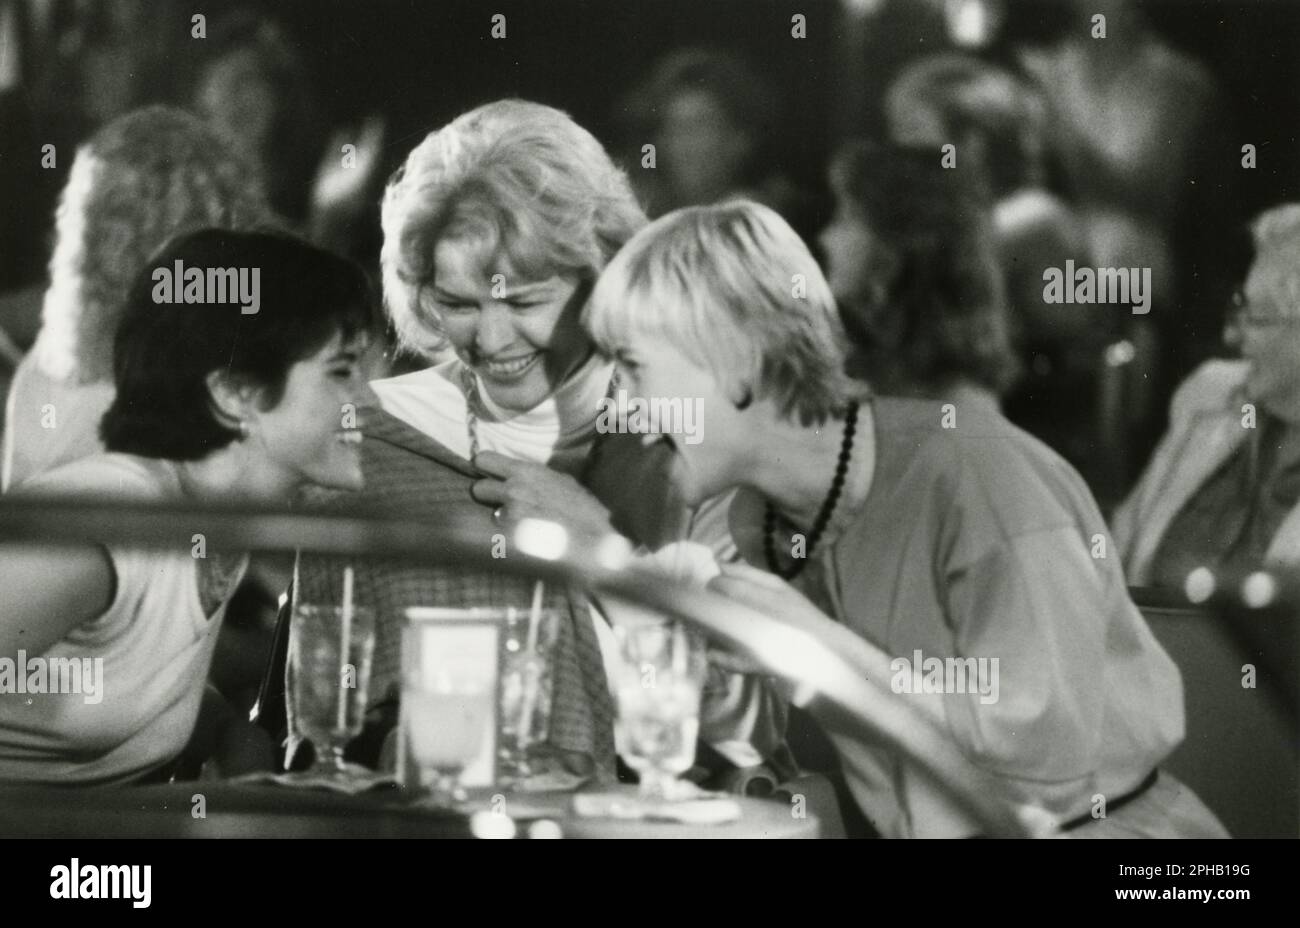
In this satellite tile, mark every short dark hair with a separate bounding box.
[101,229,377,460]
[829,141,1020,398]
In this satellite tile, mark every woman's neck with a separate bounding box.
[175,445,296,506]
[749,401,874,530]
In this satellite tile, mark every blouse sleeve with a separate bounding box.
[940,523,1110,785]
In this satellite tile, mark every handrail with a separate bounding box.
[0,496,1051,836]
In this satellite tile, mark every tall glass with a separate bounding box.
[498,607,560,784]
[401,617,499,806]
[289,603,376,781]
[614,621,708,800]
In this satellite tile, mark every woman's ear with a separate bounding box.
[205,370,257,435]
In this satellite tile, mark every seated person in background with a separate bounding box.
[2,105,267,492]
[586,199,1227,838]
[290,99,789,789]
[1113,204,1300,589]
[819,141,1018,410]
[0,229,377,785]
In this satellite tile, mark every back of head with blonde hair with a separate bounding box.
[381,99,647,360]
[35,105,268,383]
[586,199,860,426]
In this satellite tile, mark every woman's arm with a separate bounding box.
[0,543,114,657]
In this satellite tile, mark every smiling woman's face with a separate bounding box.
[429,238,594,414]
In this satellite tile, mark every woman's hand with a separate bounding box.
[470,450,615,537]
[707,561,833,634]
[708,561,896,685]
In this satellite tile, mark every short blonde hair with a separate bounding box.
[586,200,860,425]
[380,99,647,359]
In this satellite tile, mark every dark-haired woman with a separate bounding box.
[819,141,1020,408]
[0,229,377,785]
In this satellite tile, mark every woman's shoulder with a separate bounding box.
[369,360,471,455]
[14,452,179,501]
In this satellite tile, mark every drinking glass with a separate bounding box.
[401,618,499,806]
[498,607,560,784]
[289,603,376,782]
[613,621,708,800]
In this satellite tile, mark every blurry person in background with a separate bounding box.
[617,47,814,237]
[587,199,1227,838]
[191,9,387,263]
[1114,205,1300,590]
[1,105,268,493]
[1021,0,1233,441]
[191,11,323,228]
[289,100,790,790]
[0,229,378,785]
[882,55,1117,486]
[820,141,1018,409]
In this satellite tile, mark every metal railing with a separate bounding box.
[0,495,1055,836]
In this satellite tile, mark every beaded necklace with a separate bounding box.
[763,401,859,580]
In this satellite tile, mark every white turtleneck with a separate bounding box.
[370,352,614,473]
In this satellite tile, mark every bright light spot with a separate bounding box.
[1242,571,1278,609]
[470,810,516,840]
[514,518,569,562]
[528,819,563,839]
[840,0,886,19]
[1184,566,1216,604]
[595,533,635,571]
[946,0,993,48]
[1105,340,1136,367]
[277,592,288,609]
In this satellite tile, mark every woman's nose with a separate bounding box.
[353,380,381,408]
[474,303,516,356]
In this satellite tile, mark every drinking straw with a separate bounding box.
[672,621,688,677]
[338,566,354,731]
[517,580,545,747]
[525,580,544,654]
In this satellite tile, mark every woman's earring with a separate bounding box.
[237,420,250,440]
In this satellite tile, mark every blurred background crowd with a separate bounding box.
[0,0,1297,836]
[3,0,1297,507]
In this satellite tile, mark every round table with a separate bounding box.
[0,781,820,839]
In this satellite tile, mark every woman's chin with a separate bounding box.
[478,368,554,413]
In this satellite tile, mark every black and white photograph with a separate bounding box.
[0,0,1295,905]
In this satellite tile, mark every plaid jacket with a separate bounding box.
[293,407,617,781]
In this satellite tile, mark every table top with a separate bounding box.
[0,781,820,839]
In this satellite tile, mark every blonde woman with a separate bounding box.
[585,199,1227,838]
[293,101,787,786]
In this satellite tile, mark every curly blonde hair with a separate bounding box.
[380,99,647,360]
[34,106,268,383]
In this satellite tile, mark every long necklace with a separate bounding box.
[460,362,620,460]
[764,401,858,580]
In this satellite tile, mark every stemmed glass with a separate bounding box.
[288,603,377,783]
[613,620,708,801]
